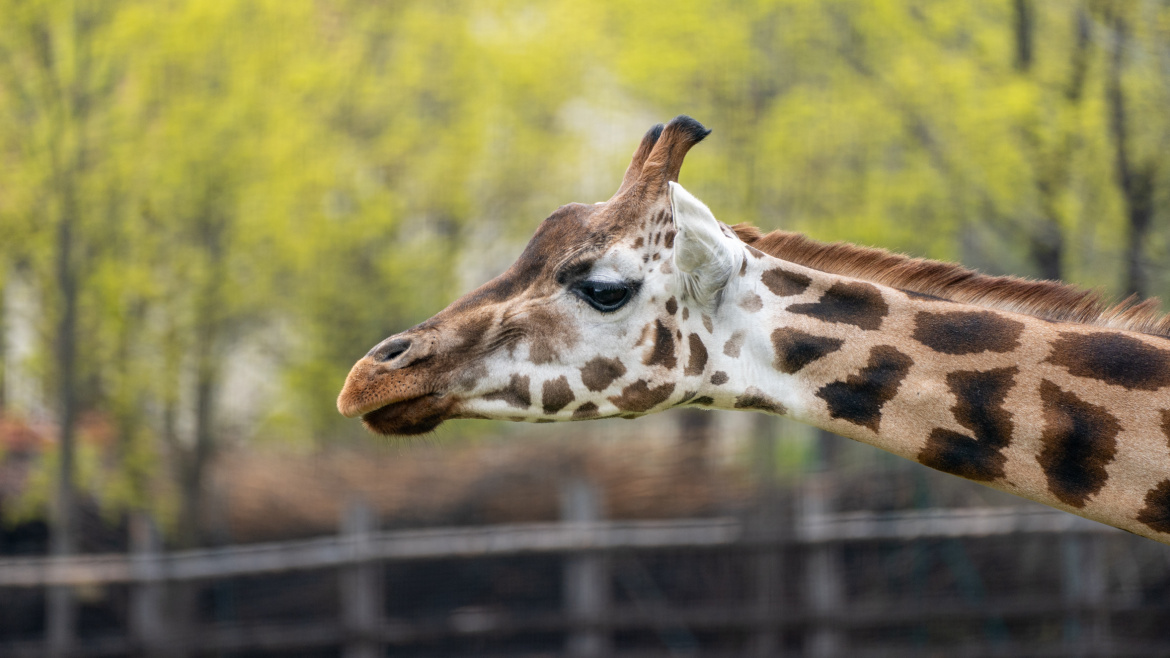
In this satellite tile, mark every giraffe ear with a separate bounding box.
[669,182,737,306]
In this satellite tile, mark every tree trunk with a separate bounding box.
[0,281,7,411]
[47,184,79,658]
[1013,0,1034,72]
[1107,14,1156,299]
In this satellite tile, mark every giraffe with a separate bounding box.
[338,116,1170,544]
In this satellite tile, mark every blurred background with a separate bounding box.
[2,1,1170,656]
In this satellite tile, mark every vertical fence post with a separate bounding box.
[750,414,782,657]
[341,500,381,658]
[562,474,609,657]
[803,430,843,658]
[129,512,166,657]
[1062,533,1111,657]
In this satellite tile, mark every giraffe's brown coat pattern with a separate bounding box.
[1136,414,1170,533]
[572,402,599,419]
[918,367,1017,482]
[1137,481,1170,534]
[580,357,626,392]
[645,319,677,369]
[685,334,708,376]
[760,267,811,298]
[816,346,912,432]
[609,380,675,412]
[734,387,787,415]
[484,374,532,409]
[1037,380,1120,508]
[340,118,1170,545]
[542,376,575,414]
[912,311,1025,355]
[723,331,745,358]
[1046,332,1170,391]
[739,292,763,312]
[788,281,888,330]
[770,328,844,374]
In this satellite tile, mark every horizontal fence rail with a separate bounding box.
[0,506,1116,588]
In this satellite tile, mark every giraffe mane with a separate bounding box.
[732,224,1170,339]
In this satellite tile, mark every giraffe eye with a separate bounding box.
[573,280,635,312]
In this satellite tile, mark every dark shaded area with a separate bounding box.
[1037,380,1121,508]
[608,380,675,413]
[1137,480,1170,535]
[770,327,844,374]
[483,374,532,410]
[541,376,575,415]
[580,357,627,392]
[911,311,1025,355]
[684,334,708,376]
[788,281,889,331]
[918,367,1018,482]
[733,389,786,415]
[761,267,811,298]
[645,319,677,369]
[1046,332,1170,391]
[816,346,913,431]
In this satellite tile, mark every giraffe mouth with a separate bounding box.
[360,394,456,436]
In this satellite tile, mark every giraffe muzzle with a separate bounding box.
[337,331,443,421]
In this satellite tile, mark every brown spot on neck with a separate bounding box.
[788,281,888,331]
[816,345,912,432]
[918,367,1017,482]
[1137,481,1170,534]
[771,328,843,374]
[1037,380,1120,508]
[761,267,811,297]
[912,311,1024,355]
[1046,332,1170,391]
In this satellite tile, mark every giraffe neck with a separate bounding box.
[692,245,1170,542]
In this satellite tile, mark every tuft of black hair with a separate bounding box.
[668,115,712,143]
[645,123,665,144]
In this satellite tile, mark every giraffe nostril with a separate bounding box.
[373,338,412,363]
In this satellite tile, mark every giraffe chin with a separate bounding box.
[360,395,455,436]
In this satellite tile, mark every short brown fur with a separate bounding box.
[733,226,1170,338]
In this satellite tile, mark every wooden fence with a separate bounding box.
[0,477,1156,658]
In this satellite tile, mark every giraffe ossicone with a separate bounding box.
[339,116,1170,544]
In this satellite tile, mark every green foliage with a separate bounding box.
[0,0,1169,525]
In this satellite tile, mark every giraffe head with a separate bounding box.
[338,116,759,435]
